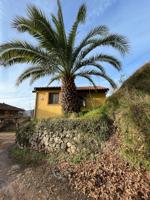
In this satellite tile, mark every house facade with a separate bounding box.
[33,86,109,119]
[0,103,24,131]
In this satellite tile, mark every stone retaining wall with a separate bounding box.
[16,118,113,155]
[30,128,83,154]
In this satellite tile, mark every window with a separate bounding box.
[48,93,59,104]
[79,96,86,107]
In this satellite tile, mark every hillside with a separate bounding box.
[82,63,150,169]
[108,62,150,110]
[120,62,150,94]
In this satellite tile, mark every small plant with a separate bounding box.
[47,155,58,165]
[10,145,47,166]
[71,153,84,164]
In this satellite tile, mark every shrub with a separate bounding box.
[16,119,36,147]
[117,92,150,169]
[80,104,110,120]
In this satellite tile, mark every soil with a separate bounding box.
[0,132,92,200]
[0,132,16,188]
[1,132,150,200]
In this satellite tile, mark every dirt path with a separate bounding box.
[0,132,92,200]
[0,132,17,189]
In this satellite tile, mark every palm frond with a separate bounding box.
[16,66,43,85]
[100,73,117,89]
[72,62,106,74]
[74,54,121,72]
[90,63,106,73]
[55,0,67,47]
[2,56,30,66]
[75,69,98,76]
[47,74,61,86]
[76,74,97,87]
[16,63,59,85]
[78,34,129,60]
[75,69,117,89]
[72,25,109,64]
[12,16,32,32]
[68,4,86,48]
[30,71,50,85]
[0,41,56,66]
[0,41,49,64]
[13,5,58,50]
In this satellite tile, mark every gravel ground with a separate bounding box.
[0,132,93,200]
[1,132,150,200]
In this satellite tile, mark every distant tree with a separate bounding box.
[0,0,129,113]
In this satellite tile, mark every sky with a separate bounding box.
[0,0,150,110]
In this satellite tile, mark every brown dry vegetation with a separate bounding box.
[58,134,150,200]
[82,63,150,169]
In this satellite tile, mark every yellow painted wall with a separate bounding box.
[84,93,106,110]
[35,90,63,119]
[35,90,106,119]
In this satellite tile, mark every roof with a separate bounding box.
[33,86,109,92]
[0,103,24,111]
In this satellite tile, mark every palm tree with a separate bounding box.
[0,0,129,113]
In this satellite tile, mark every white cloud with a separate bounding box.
[88,0,117,19]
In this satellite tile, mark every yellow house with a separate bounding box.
[33,86,109,119]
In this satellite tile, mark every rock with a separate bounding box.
[77,133,81,140]
[67,148,72,154]
[11,165,20,171]
[73,137,80,142]
[70,145,76,154]
[60,143,67,150]
[49,138,53,142]
[66,133,70,138]
[54,137,59,143]
[45,141,49,147]
[52,143,56,148]
[45,146,52,152]
[55,144,60,149]
[67,142,72,147]
[7,165,20,175]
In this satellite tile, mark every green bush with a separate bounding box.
[16,119,36,147]
[80,104,110,120]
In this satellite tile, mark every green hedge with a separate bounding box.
[16,119,36,147]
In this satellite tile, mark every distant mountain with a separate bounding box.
[24,110,34,117]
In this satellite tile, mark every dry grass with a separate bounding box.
[81,63,150,169]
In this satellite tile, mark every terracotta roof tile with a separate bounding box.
[33,86,109,92]
[77,86,108,90]
[0,103,24,111]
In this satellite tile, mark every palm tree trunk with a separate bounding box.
[61,76,80,113]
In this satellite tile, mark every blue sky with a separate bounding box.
[0,0,150,110]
